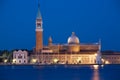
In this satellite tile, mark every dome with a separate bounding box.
[68,32,80,44]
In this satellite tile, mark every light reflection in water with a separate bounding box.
[101,64,104,68]
[93,65,99,70]
[92,69,100,80]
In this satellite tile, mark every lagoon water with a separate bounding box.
[0,65,120,80]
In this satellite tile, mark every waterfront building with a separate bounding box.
[30,4,102,64]
[101,51,120,64]
[36,33,101,64]
[31,32,101,64]
[13,50,28,64]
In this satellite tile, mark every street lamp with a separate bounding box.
[4,59,8,63]
[32,59,37,63]
[94,53,97,56]
[53,58,58,63]
[12,59,16,64]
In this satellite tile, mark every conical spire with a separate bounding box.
[37,1,42,19]
[99,38,101,51]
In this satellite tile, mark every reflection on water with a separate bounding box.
[91,65,100,80]
[0,65,120,80]
[93,65,99,70]
[101,65,104,68]
[92,69,100,80]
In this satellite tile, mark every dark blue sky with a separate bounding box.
[0,0,120,51]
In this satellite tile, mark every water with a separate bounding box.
[0,64,120,80]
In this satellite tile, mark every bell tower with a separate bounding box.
[35,3,43,53]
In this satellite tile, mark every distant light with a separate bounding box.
[53,58,58,63]
[77,57,81,63]
[101,64,104,67]
[101,59,104,62]
[32,59,37,63]
[4,59,8,63]
[94,53,97,56]
[12,59,16,63]
[105,61,110,64]
[93,65,99,69]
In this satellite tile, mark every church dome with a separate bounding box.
[68,32,80,44]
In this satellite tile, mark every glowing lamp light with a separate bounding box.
[12,59,16,63]
[94,53,97,56]
[101,59,105,63]
[105,61,110,64]
[93,65,99,70]
[4,59,8,63]
[32,59,37,63]
[101,65,104,67]
[53,58,58,63]
[77,57,81,63]
[101,59,104,62]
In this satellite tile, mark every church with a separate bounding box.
[30,4,102,64]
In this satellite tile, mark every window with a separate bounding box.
[18,54,22,59]
[19,60,21,63]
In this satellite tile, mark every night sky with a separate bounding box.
[0,0,120,51]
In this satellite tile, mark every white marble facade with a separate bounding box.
[13,50,28,64]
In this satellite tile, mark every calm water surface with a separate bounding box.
[0,64,120,80]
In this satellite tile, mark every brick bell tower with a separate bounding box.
[35,3,43,53]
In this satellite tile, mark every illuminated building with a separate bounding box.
[13,50,28,64]
[31,3,102,64]
[38,33,101,64]
[102,51,120,64]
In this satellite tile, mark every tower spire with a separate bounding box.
[37,0,42,19]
